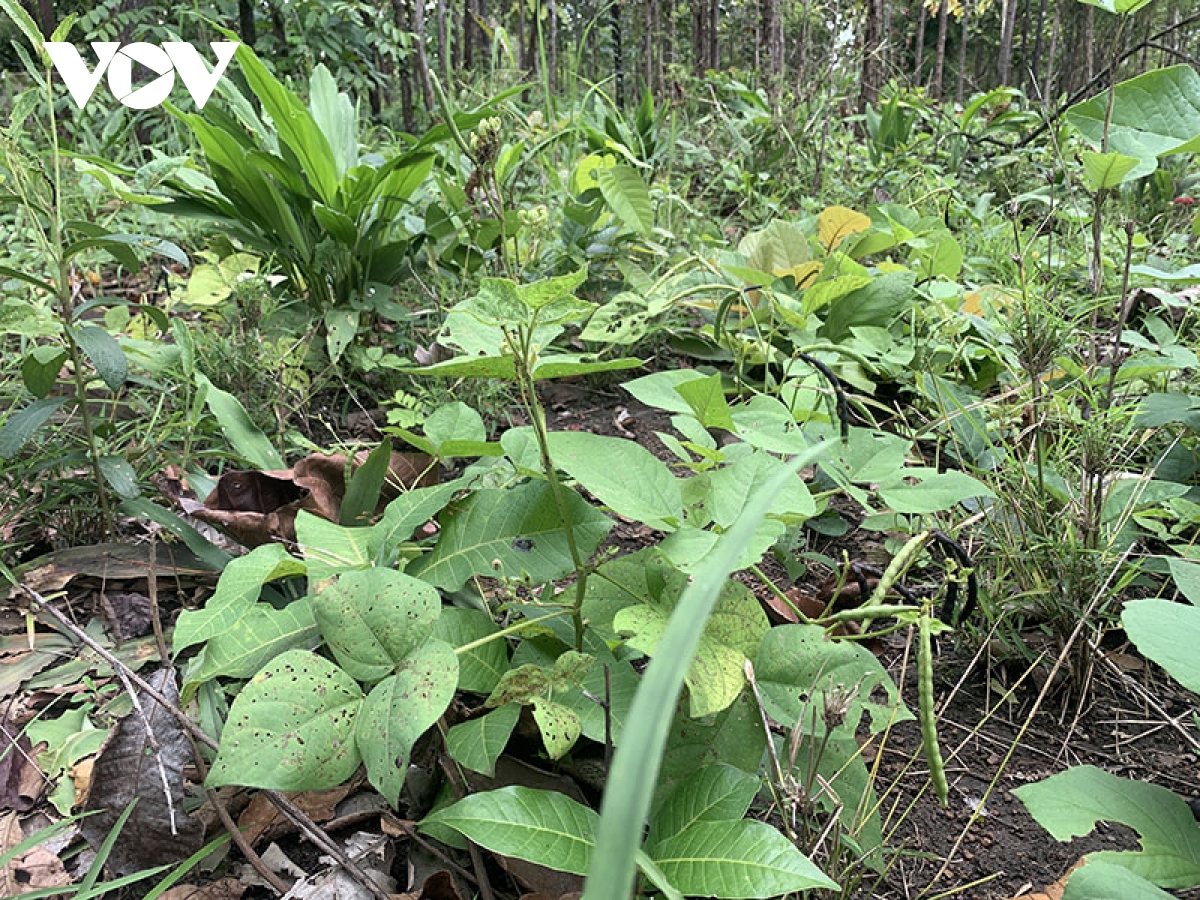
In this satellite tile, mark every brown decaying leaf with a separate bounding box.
[193,451,437,547]
[396,870,465,900]
[0,716,41,811]
[1006,858,1086,900]
[235,781,357,846]
[158,878,246,900]
[80,669,205,876]
[1,810,72,895]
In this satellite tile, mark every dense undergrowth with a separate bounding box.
[2,1,1200,897]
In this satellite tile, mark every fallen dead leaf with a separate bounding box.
[0,716,40,811]
[235,781,358,846]
[1,811,72,895]
[158,878,246,900]
[1007,858,1086,900]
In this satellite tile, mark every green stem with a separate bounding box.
[455,608,575,655]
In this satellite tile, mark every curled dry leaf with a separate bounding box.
[80,669,204,875]
[158,878,246,900]
[193,451,437,547]
[0,716,41,811]
[0,811,71,895]
[235,781,357,846]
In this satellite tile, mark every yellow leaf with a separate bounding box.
[818,206,871,251]
[774,261,823,288]
[961,284,1016,315]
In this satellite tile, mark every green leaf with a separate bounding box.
[1167,558,1200,605]
[821,271,916,342]
[64,233,189,268]
[1014,766,1200,889]
[312,568,442,683]
[1066,66,1200,178]
[371,478,464,563]
[120,498,233,571]
[207,650,364,792]
[675,374,735,431]
[755,624,910,736]
[645,764,760,850]
[1122,599,1200,693]
[422,786,598,875]
[21,346,67,398]
[707,450,816,527]
[649,820,837,897]
[0,0,49,65]
[446,704,521,777]
[595,165,653,235]
[431,607,508,694]
[307,64,357,179]
[357,639,458,807]
[410,480,613,590]
[71,325,127,391]
[738,220,812,275]
[197,372,284,469]
[532,698,582,759]
[623,370,709,414]
[1063,861,1176,899]
[582,442,827,900]
[547,431,683,526]
[1074,0,1154,15]
[295,511,373,584]
[97,455,139,499]
[407,353,642,381]
[341,440,392,526]
[0,397,68,459]
[878,469,995,514]
[425,402,487,447]
[1081,151,1140,191]
[517,266,589,310]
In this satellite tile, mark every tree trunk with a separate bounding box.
[437,0,450,82]
[933,0,948,99]
[612,0,624,103]
[237,0,257,45]
[393,0,416,128]
[1084,4,1094,85]
[515,0,526,70]
[408,0,436,112]
[547,0,557,92]
[1030,0,1047,97]
[1043,0,1059,99]
[955,0,968,104]
[859,0,883,110]
[914,0,927,85]
[708,0,719,71]
[997,0,1017,85]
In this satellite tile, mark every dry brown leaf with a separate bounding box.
[158,878,246,900]
[1007,858,1086,900]
[396,870,466,900]
[235,782,357,846]
[1,811,72,895]
[193,452,437,547]
[0,716,40,811]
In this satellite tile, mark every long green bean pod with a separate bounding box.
[918,606,949,806]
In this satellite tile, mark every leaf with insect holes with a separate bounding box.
[207,650,363,792]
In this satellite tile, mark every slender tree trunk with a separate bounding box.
[437,0,450,82]
[409,0,436,111]
[933,0,948,99]
[1043,0,1059,99]
[547,0,557,91]
[515,0,526,69]
[1029,0,1046,97]
[1017,0,1031,89]
[955,0,968,104]
[859,0,882,110]
[1084,4,1094,85]
[914,0,927,85]
[693,0,707,73]
[269,2,287,53]
[394,0,416,128]
[237,0,257,45]
[526,0,539,75]
[708,0,718,71]
[645,0,655,92]
[997,0,1017,85]
[613,0,624,104]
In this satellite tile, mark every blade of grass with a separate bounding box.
[582,442,829,900]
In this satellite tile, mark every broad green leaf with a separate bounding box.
[1063,861,1176,900]
[1122,599,1200,693]
[623,370,709,414]
[675,374,735,431]
[548,431,682,526]
[730,395,813,455]
[0,397,68,459]
[649,820,837,896]
[532,698,582,759]
[313,568,442,683]
[1167,558,1200,605]
[657,520,786,575]
[97,455,139,499]
[183,599,319,699]
[1081,151,1140,191]
[173,544,306,652]
[878,469,995,514]
[706,450,815,527]
[307,64,357,180]
[1131,263,1200,283]
[0,0,47,65]
[295,511,373,585]
[64,233,189,268]
[431,607,508,694]
[407,353,642,381]
[410,480,612,590]
[120,498,233,572]
[1014,766,1200,888]
[595,165,653,235]
[21,346,67,398]
[197,372,284,469]
[371,478,465,563]
[1067,66,1200,177]
[755,624,910,735]
[445,704,521,776]
[324,307,360,363]
[821,270,916,342]
[71,325,127,392]
[425,402,487,448]
[738,220,811,275]
[517,266,589,310]
[357,639,458,807]
[645,765,760,850]
[583,442,827,900]
[207,650,363,792]
[422,787,598,875]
